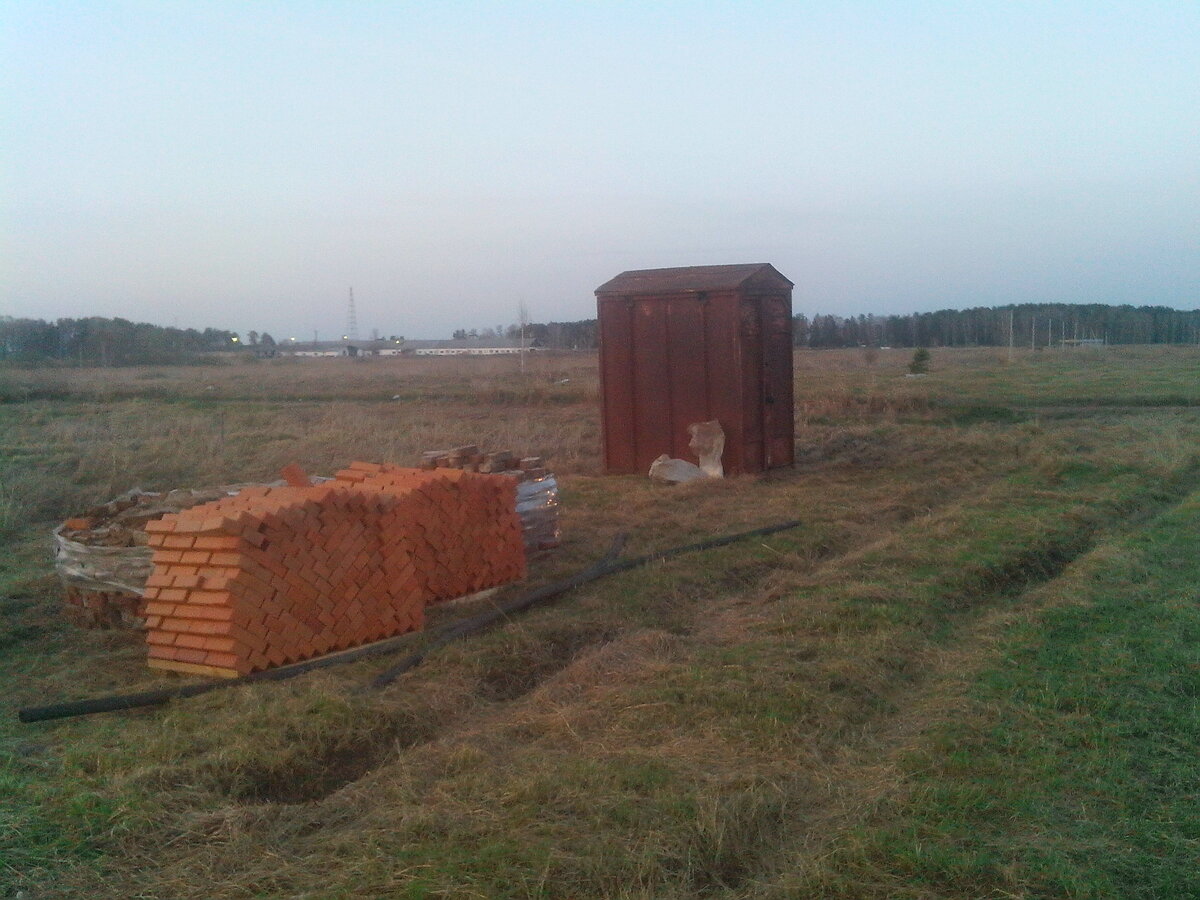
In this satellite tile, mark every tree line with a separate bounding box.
[6,302,1197,365]
[0,316,239,365]
[487,303,1200,351]
[451,320,599,350]
[796,303,1200,349]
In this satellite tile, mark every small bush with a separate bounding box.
[909,347,931,374]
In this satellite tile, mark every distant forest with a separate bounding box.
[795,303,1200,349]
[479,302,1200,350]
[0,316,239,365]
[3,302,1198,365]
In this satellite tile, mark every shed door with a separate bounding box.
[761,296,794,467]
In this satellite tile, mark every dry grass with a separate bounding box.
[3,348,1200,898]
[793,344,1200,413]
[0,352,600,404]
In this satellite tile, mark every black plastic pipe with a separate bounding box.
[369,519,802,688]
[18,625,445,723]
[18,519,802,722]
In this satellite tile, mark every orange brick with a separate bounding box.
[173,647,208,665]
[194,619,232,635]
[144,518,175,533]
[143,601,177,617]
[152,549,184,564]
[195,574,231,592]
[161,534,195,550]
[185,605,235,621]
[281,462,309,486]
[193,535,243,551]
[174,633,207,650]
[179,550,212,565]
[240,528,268,548]
[159,617,209,634]
[187,589,234,606]
[201,636,238,653]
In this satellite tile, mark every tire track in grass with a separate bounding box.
[761,489,1200,898]
[475,463,1200,898]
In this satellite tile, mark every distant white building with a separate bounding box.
[283,340,402,358]
[282,337,539,359]
[402,338,539,357]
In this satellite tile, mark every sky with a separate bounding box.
[3,1,1198,340]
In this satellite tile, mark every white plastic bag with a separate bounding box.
[687,420,726,478]
[648,455,707,483]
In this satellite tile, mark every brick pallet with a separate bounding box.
[62,586,143,629]
[419,446,560,549]
[54,487,243,630]
[142,463,525,679]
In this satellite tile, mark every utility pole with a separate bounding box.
[1008,308,1014,362]
[517,300,530,375]
[346,288,359,342]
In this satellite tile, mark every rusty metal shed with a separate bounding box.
[595,263,795,476]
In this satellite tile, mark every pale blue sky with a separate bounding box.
[3,1,1197,339]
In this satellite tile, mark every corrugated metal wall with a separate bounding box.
[597,287,793,475]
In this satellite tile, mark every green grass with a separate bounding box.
[794,345,1200,417]
[789,493,1200,899]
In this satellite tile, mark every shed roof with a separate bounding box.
[595,263,792,296]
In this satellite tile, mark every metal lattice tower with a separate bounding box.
[345,287,359,342]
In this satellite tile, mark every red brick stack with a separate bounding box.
[142,463,525,679]
[330,462,525,603]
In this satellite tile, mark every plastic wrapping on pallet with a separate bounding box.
[53,527,155,596]
[516,473,560,549]
[53,486,254,596]
[54,464,557,638]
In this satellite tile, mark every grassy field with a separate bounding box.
[2,346,1199,898]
